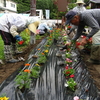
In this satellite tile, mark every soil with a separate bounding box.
[0,37,44,84]
[0,35,100,92]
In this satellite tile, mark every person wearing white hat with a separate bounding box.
[73,0,86,12]
[67,0,86,36]
[0,13,40,63]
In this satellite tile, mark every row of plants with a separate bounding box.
[15,28,62,92]
[63,51,77,91]
[60,30,92,100]
[0,28,88,100]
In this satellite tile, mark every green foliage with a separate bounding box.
[68,3,76,11]
[0,36,4,60]
[13,0,30,13]
[63,67,75,77]
[67,78,77,91]
[15,70,32,89]
[31,69,40,78]
[43,49,49,57]
[36,34,42,40]
[33,64,41,71]
[31,63,41,78]
[37,53,47,64]
[16,30,30,50]
[15,63,41,90]
[65,52,71,58]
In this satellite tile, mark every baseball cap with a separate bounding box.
[65,10,77,25]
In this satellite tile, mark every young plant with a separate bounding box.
[65,52,71,58]
[43,49,49,57]
[37,52,47,64]
[66,78,77,91]
[31,63,41,78]
[15,69,32,89]
[31,68,40,78]
[63,66,75,78]
[65,58,72,65]
[33,63,41,71]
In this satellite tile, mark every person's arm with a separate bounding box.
[10,25,23,41]
[72,24,85,41]
[44,24,50,31]
[86,21,99,39]
[10,25,19,37]
[68,25,77,35]
[80,14,100,45]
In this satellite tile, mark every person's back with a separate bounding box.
[38,22,50,35]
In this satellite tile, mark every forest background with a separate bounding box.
[12,0,90,19]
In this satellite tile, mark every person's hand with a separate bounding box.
[80,38,88,46]
[49,30,53,33]
[15,35,23,41]
[66,41,72,46]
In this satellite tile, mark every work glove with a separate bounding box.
[15,35,23,41]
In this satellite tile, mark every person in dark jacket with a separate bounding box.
[64,9,100,64]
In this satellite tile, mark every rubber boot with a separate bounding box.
[12,43,23,55]
[4,45,19,63]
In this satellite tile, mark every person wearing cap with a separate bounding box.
[68,0,86,35]
[0,13,40,63]
[64,9,100,64]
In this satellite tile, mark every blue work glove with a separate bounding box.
[15,35,23,41]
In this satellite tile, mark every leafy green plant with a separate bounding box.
[36,34,42,40]
[31,63,41,78]
[15,69,32,89]
[63,66,75,78]
[31,69,40,78]
[33,64,41,71]
[0,36,4,60]
[37,53,47,64]
[65,58,72,65]
[65,52,71,58]
[47,39,53,45]
[15,63,41,90]
[66,78,77,91]
[53,29,61,39]
[43,49,49,57]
